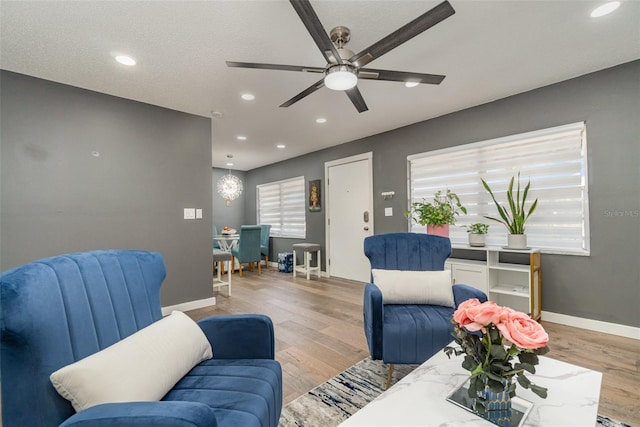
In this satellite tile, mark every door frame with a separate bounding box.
[324,152,374,278]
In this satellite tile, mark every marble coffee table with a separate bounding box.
[339,347,602,426]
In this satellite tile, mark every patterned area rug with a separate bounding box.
[279,358,633,427]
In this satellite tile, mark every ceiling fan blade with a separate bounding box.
[290,0,343,64]
[358,68,445,85]
[226,61,324,73]
[280,78,326,108]
[349,0,455,68]
[345,86,368,113]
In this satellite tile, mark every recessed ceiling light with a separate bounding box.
[241,93,255,101]
[276,144,286,149]
[315,117,327,124]
[115,55,136,66]
[590,1,620,17]
[226,162,234,166]
[405,81,420,88]
[236,135,247,141]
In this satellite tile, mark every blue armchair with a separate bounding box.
[363,233,487,388]
[0,250,282,427]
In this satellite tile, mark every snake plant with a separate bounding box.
[481,173,538,235]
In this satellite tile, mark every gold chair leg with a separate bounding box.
[386,364,394,390]
[239,264,243,278]
[231,257,235,274]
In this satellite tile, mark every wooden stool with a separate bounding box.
[213,250,232,296]
[292,243,321,280]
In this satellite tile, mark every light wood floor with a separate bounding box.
[187,268,640,426]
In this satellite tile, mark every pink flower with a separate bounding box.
[452,298,482,328]
[496,310,549,349]
[468,301,511,327]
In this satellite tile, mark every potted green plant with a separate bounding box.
[481,173,538,249]
[465,223,489,247]
[406,189,467,237]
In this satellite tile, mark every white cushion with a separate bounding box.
[50,311,213,412]
[372,269,455,307]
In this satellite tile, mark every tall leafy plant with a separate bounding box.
[481,173,538,235]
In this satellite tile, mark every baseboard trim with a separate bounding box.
[542,311,640,340]
[161,297,216,316]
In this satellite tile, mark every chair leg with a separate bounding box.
[227,260,231,296]
[239,263,243,278]
[258,260,261,275]
[221,261,225,275]
[293,250,297,277]
[386,364,394,390]
[231,257,235,274]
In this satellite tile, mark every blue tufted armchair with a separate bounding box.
[0,250,282,427]
[363,233,487,388]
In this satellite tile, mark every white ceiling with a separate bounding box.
[1,1,639,171]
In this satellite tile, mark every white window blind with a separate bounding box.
[257,176,306,239]
[408,122,589,255]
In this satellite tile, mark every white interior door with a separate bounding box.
[326,153,373,282]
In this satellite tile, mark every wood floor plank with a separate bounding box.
[191,269,640,425]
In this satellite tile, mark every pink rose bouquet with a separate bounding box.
[445,299,550,406]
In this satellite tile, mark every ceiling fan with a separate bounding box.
[226,0,455,113]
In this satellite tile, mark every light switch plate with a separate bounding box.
[195,209,203,219]
[385,207,393,217]
[184,208,196,219]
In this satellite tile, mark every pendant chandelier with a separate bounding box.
[217,170,243,207]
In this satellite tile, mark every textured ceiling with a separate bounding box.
[1,1,639,171]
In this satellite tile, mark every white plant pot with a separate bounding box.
[468,233,486,247]
[507,234,527,249]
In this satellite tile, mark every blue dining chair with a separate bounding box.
[231,225,262,277]
[212,225,220,249]
[260,224,272,269]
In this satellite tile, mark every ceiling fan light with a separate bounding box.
[324,65,358,91]
[590,1,620,17]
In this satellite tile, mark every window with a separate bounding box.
[257,176,306,238]
[408,122,589,255]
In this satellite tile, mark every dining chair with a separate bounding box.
[212,225,220,249]
[231,225,262,277]
[259,224,271,269]
[212,224,227,276]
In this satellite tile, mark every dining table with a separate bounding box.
[213,234,239,252]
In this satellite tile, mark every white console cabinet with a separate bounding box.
[446,246,541,320]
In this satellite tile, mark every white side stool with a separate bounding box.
[213,250,232,296]
[292,243,321,280]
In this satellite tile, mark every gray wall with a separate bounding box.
[212,167,246,232]
[0,71,214,307]
[246,60,640,328]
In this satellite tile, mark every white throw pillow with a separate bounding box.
[50,311,213,412]
[372,269,455,307]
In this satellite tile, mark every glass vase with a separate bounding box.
[473,378,512,426]
[447,377,532,427]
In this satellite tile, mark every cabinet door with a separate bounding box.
[451,264,487,294]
